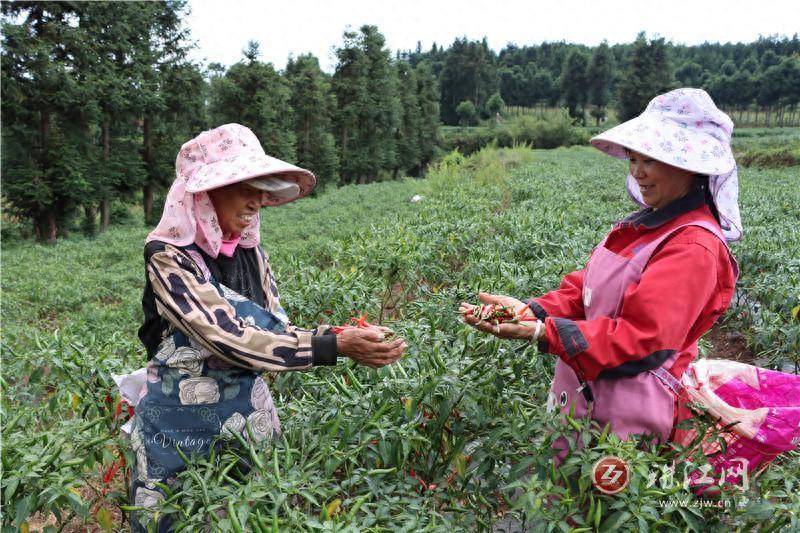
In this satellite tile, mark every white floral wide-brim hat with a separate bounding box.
[590,88,742,241]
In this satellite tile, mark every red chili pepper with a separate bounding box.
[331,312,375,334]
[100,455,126,495]
[408,469,431,492]
[463,303,538,325]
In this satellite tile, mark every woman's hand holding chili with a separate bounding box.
[336,326,406,368]
[459,292,544,341]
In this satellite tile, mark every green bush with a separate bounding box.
[109,200,136,226]
[441,111,589,155]
[737,146,800,168]
[456,100,478,126]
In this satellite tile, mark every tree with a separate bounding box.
[528,69,556,108]
[757,56,800,126]
[587,41,616,125]
[362,26,401,182]
[285,54,339,187]
[415,61,441,173]
[209,41,296,162]
[456,100,478,126]
[134,0,196,225]
[332,25,400,183]
[498,65,526,106]
[739,55,760,75]
[332,30,370,184]
[439,38,498,124]
[719,60,737,77]
[394,60,421,178]
[1,2,90,242]
[674,62,705,87]
[760,49,779,70]
[560,49,590,122]
[708,72,738,109]
[486,92,505,118]
[617,33,673,121]
[77,2,154,233]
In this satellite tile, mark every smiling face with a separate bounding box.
[627,150,696,210]
[207,181,265,238]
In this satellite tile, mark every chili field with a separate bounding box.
[2,143,799,531]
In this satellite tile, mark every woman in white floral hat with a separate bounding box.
[462,89,800,485]
[128,123,406,531]
[463,88,742,455]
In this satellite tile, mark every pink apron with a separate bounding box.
[548,220,736,460]
[549,220,800,486]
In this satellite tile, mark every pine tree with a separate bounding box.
[486,92,505,117]
[560,50,590,123]
[1,2,90,242]
[285,54,339,187]
[617,33,673,121]
[332,30,369,184]
[332,26,400,184]
[528,69,556,109]
[394,60,421,178]
[209,41,296,162]
[587,42,616,126]
[439,38,498,124]
[362,26,401,182]
[456,101,478,125]
[136,0,195,225]
[77,2,150,233]
[415,61,441,173]
[674,62,705,87]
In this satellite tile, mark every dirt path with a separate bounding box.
[704,323,756,363]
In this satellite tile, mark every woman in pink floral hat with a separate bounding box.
[461,89,800,484]
[127,123,406,531]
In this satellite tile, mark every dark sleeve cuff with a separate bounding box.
[527,299,550,321]
[312,332,338,366]
[551,317,589,359]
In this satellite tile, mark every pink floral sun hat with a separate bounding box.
[146,123,316,258]
[181,123,315,201]
[591,88,743,242]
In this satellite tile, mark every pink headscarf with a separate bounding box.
[146,124,316,258]
[591,89,743,242]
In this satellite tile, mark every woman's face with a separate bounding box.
[207,181,264,237]
[627,150,695,210]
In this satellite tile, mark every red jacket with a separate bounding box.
[530,193,737,382]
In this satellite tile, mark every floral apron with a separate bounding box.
[548,221,738,462]
[129,246,282,532]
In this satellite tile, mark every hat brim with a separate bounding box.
[186,154,316,206]
[590,115,736,176]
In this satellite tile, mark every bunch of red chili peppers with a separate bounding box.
[100,392,135,495]
[463,304,537,325]
[330,313,394,338]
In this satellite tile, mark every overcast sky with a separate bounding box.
[185,0,800,72]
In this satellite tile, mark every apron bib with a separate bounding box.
[130,246,283,531]
[548,220,737,461]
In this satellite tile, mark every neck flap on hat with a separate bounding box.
[145,171,261,259]
[625,166,743,242]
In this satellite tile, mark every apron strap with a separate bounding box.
[635,220,739,280]
[650,366,685,395]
